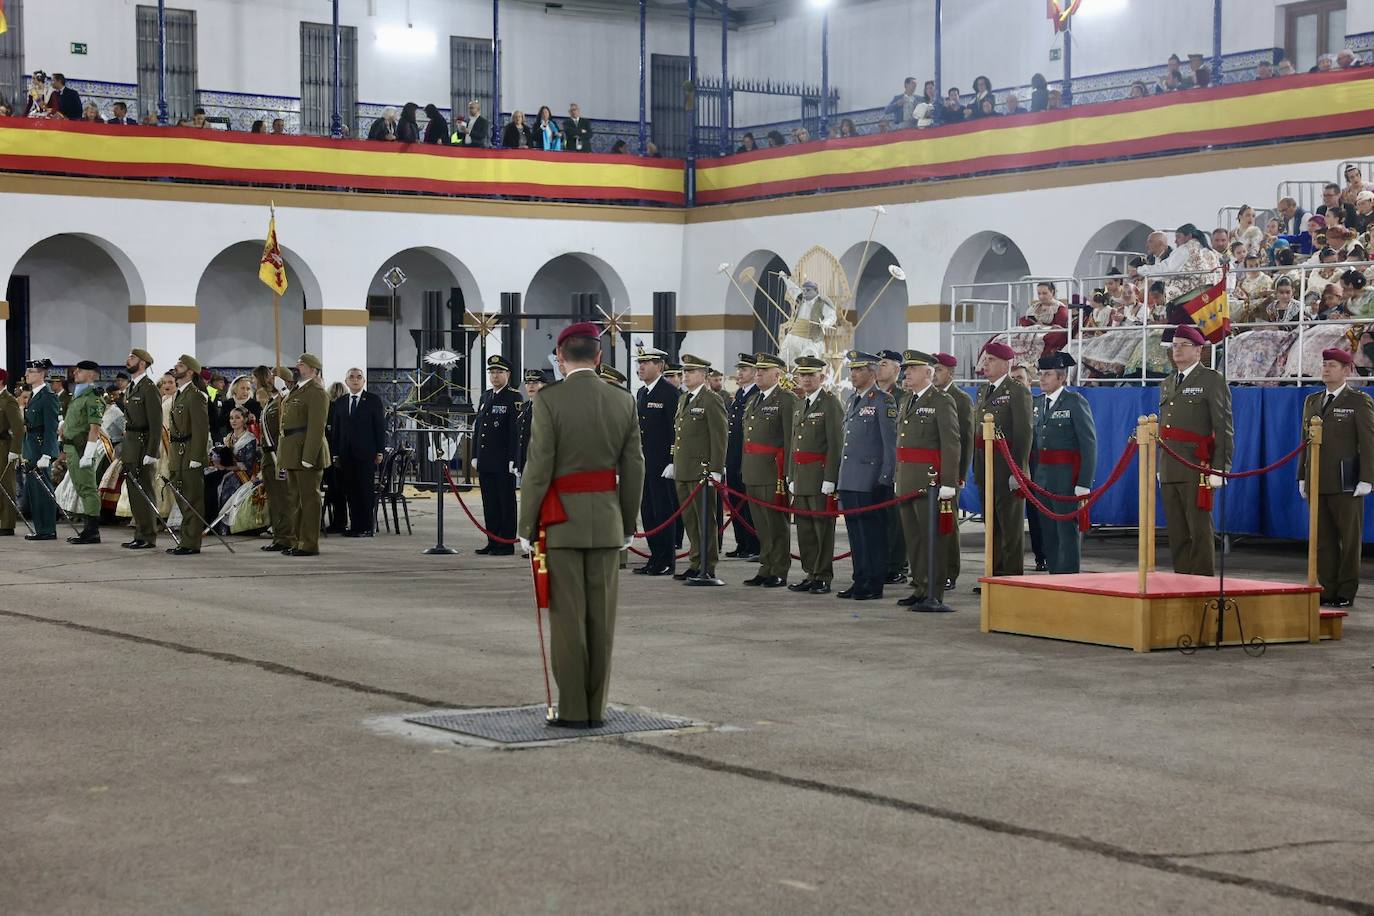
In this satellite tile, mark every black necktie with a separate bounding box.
[350,395,358,416]
[1323,393,1334,414]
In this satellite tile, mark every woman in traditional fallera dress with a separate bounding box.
[211,407,267,534]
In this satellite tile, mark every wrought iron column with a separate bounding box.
[492,0,502,142]
[156,0,168,125]
[719,0,729,155]
[687,0,697,206]
[1062,22,1073,106]
[1211,0,1223,85]
[638,0,647,155]
[330,0,342,138]
[819,10,829,137]
[933,0,942,105]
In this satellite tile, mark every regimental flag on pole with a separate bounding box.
[258,205,288,296]
[1177,271,1231,344]
[1047,0,1080,33]
[0,1,9,35]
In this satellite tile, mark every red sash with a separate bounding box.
[745,441,787,505]
[537,468,617,528]
[897,447,941,468]
[1160,426,1216,510]
[1038,448,1090,532]
[792,450,826,465]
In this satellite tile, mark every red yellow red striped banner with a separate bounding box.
[0,120,685,205]
[696,68,1374,205]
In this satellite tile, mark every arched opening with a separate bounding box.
[728,250,789,357]
[523,253,631,380]
[6,233,143,369]
[1074,219,1153,279]
[840,242,906,354]
[941,231,1031,371]
[196,241,320,371]
[365,247,480,371]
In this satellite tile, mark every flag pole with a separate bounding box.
[273,292,282,372]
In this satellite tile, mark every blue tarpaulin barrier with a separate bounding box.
[958,385,1374,542]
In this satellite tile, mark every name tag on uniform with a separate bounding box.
[993,394,1009,405]
[762,405,778,415]
[492,405,508,414]
[691,406,704,415]
[807,411,824,420]
[1333,407,1354,416]
[1052,409,1071,419]
[916,406,935,416]
[1182,387,1203,395]
[859,406,876,417]
[647,402,664,409]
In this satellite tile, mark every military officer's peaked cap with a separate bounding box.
[177,354,202,374]
[75,359,100,371]
[598,364,627,384]
[793,356,827,374]
[297,353,323,371]
[1037,351,1076,370]
[25,357,53,371]
[877,349,903,363]
[753,353,786,370]
[130,348,154,367]
[1171,324,1206,346]
[557,321,601,346]
[934,352,958,368]
[846,350,878,368]
[680,354,711,370]
[708,368,724,379]
[735,353,757,369]
[900,350,934,367]
[523,368,546,382]
[664,364,684,376]
[981,342,1015,361]
[634,344,669,362]
[486,354,513,371]
[1322,347,1354,366]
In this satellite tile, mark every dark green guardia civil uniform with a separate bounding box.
[742,353,794,584]
[119,352,164,547]
[279,356,331,556]
[894,353,960,605]
[0,384,23,535]
[939,372,975,588]
[786,357,843,591]
[517,325,646,726]
[1298,378,1374,605]
[166,357,210,552]
[62,375,108,540]
[671,355,728,577]
[1031,355,1097,575]
[259,368,295,551]
[22,362,61,538]
[1158,350,1232,577]
[973,367,1034,576]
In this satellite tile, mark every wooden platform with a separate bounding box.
[978,571,1330,652]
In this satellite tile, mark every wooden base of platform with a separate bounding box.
[978,572,1330,652]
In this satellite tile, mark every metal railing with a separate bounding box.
[1216,206,1276,233]
[1276,180,1326,217]
[1091,249,1144,276]
[1337,161,1374,185]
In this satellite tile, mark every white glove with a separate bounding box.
[142,455,157,466]
[517,537,532,555]
[661,465,675,480]
[787,480,796,495]
[37,455,51,470]
[6,452,18,466]
[1206,474,1224,489]
[189,460,202,469]
[1008,474,1020,492]
[1298,481,1307,500]
[79,441,100,468]
[938,485,956,500]
[709,471,722,484]
[621,536,634,550]
[471,459,478,471]
[507,461,516,474]
[1355,482,1372,498]
[1074,486,1091,498]
[273,377,289,394]
[821,481,836,495]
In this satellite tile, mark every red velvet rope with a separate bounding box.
[996,438,1139,523]
[715,481,921,517]
[718,488,854,562]
[1155,437,1306,480]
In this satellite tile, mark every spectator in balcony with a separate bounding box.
[1003,94,1024,116]
[975,97,998,118]
[1234,253,1273,316]
[736,132,757,153]
[1318,282,1351,320]
[1127,80,1148,99]
[422,104,450,145]
[139,112,158,126]
[1316,54,1335,73]
[766,130,786,148]
[941,87,965,123]
[396,103,421,143]
[1046,89,1064,110]
[876,117,892,133]
[1277,59,1296,76]
[1140,224,1221,297]
[1234,205,1264,256]
[250,119,265,134]
[455,99,489,147]
[1315,185,1354,228]
[1351,190,1373,233]
[1144,231,1172,266]
[884,77,920,128]
[645,140,662,157]
[1277,196,1307,235]
[1029,73,1049,112]
[107,102,136,126]
[271,118,286,135]
[793,127,811,144]
[502,110,533,149]
[1336,49,1364,69]
[1210,227,1230,257]
[1343,270,1374,317]
[609,139,627,154]
[563,103,592,153]
[1018,281,1070,356]
[79,102,101,123]
[52,74,83,121]
[0,103,11,117]
[175,118,191,127]
[192,108,209,129]
[1341,165,1366,206]
[1156,69,1186,94]
[969,76,994,115]
[368,106,399,142]
[1256,60,1275,80]
[531,106,561,150]
[23,71,58,119]
[1187,53,1211,88]
[838,118,857,138]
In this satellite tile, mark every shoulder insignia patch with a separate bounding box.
[887,407,898,419]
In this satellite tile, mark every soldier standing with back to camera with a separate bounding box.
[1298,348,1374,608]
[119,348,164,549]
[893,351,959,608]
[633,345,680,576]
[837,351,897,601]
[725,354,760,560]
[787,356,843,594]
[473,354,522,556]
[741,353,793,588]
[165,355,210,555]
[973,342,1033,579]
[933,352,973,590]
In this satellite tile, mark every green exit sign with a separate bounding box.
[1049,47,1061,61]
[70,42,88,55]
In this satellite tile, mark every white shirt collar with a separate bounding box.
[759,385,778,399]
[805,390,819,407]
[1177,362,1200,381]
[687,383,706,399]
[1044,387,1062,407]
[641,375,660,395]
[855,382,876,398]
[988,374,1007,389]
[131,370,147,385]
[912,383,932,398]
[940,381,955,393]
[32,383,45,395]
[741,382,756,394]
[1325,383,1347,398]
[177,379,192,393]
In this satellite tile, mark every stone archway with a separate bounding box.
[195,241,321,371]
[1074,219,1153,278]
[839,242,907,354]
[940,231,1031,370]
[365,247,481,371]
[727,249,790,356]
[523,252,632,379]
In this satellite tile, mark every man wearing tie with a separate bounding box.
[328,367,387,538]
[973,342,1033,578]
[563,103,593,152]
[52,74,83,121]
[1032,352,1096,574]
[724,354,760,560]
[837,351,897,601]
[633,345,680,576]
[473,355,522,555]
[666,354,727,581]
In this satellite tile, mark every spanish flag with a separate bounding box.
[258,207,288,296]
[0,1,9,35]
[1176,271,1230,344]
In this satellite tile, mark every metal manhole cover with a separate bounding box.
[406,705,695,744]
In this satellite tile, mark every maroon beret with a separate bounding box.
[0,368,7,384]
[934,352,958,368]
[1172,324,1206,346]
[982,342,1015,361]
[557,321,601,346]
[1322,347,1354,366]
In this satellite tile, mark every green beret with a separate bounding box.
[130,348,154,367]
[178,354,201,374]
[297,353,322,372]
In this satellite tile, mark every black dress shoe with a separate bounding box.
[25,533,57,541]
[290,549,319,557]
[121,539,145,548]
[261,543,287,552]
[897,594,925,607]
[971,585,982,594]
[67,532,101,545]
[788,579,816,592]
[349,530,374,538]
[725,547,748,558]
[1034,559,1048,572]
[546,717,590,729]
[743,553,760,563]
[474,545,493,555]
[809,582,831,594]
[632,563,654,575]
[885,571,908,584]
[588,719,605,729]
[1323,598,1353,609]
[760,576,786,588]
[168,546,200,556]
[852,588,881,601]
[837,586,856,599]
[673,569,698,581]
[647,565,675,576]
[0,529,13,536]
[743,575,766,586]
[125,541,155,550]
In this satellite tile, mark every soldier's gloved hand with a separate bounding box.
[708,472,722,484]
[787,480,796,495]
[1298,481,1307,500]
[660,466,675,480]
[1008,474,1020,492]
[1074,486,1091,498]
[1355,482,1373,498]
[517,537,532,555]
[6,452,18,466]
[273,377,289,394]
[79,441,100,468]
[37,455,52,470]
[189,460,203,469]
[142,455,157,466]
[621,535,634,550]
[938,485,956,500]
[1206,474,1224,489]
[302,461,313,469]
[507,461,516,474]
[821,481,836,495]
[471,459,478,471]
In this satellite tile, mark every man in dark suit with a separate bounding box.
[52,74,83,121]
[474,354,522,554]
[563,103,593,152]
[328,367,387,537]
[106,101,138,125]
[725,354,759,560]
[515,369,549,473]
[460,99,489,148]
[633,345,680,576]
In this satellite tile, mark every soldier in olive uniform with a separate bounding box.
[973,342,1034,578]
[741,353,794,587]
[1298,348,1374,608]
[786,356,844,594]
[1158,324,1232,577]
[877,349,911,585]
[516,368,548,473]
[63,360,108,544]
[259,366,295,552]
[473,354,522,556]
[165,355,210,554]
[598,363,629,388]
[934,352,973,590]
[1032,352,1097,574]
[22,359,61,540]
[279,353,331,557]
[837,351,897,601]
[893,352,960,608]
[118,348,164,549]
[0,370,23,536]
[666,354,727,580]
[516,322,646,728]
[725,354,760,560]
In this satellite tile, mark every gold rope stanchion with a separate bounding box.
[980,412,996,634]
[1307,416,1323,643]
[1136,415,1150,597]
[1146,414,1159,572]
